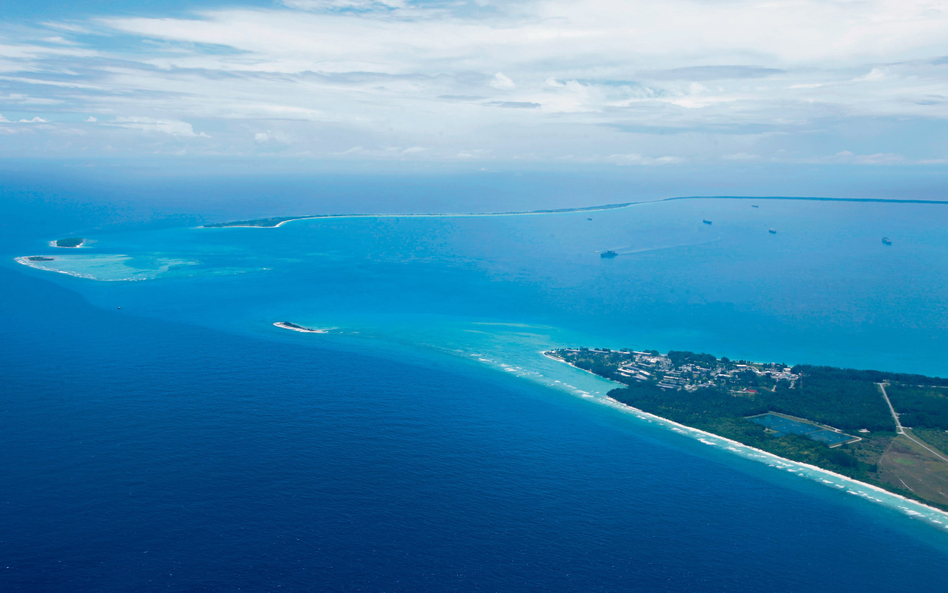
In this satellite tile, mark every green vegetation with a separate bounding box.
[606,381,869,475]
[202,202,643,228]
[782,368,893,431]
[885,385,948,430]
[55,237,84,247]
[794,364,948,387]
[549,347,948,510]
[667,350,718,367]
[204,216,308,228]
[912,429,948,457]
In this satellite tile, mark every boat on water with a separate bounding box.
[751,205,759,208]
[702,219,712,225]
[769,228,777,234]
[587,217,592,221]
[600,250,618,258]
[882,237,892,245]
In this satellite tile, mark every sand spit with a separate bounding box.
[274,321,329,334]
[541,351,948,531]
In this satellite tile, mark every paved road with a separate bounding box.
[878,382,948,463]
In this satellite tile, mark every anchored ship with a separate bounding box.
[702,219,712,225]
[882,237,892,245]
[769,228,777,234]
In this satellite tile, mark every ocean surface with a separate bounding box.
[3,176,948,591]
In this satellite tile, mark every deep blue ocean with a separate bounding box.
[3,171,948,591]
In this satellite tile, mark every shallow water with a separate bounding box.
[4,192,948,590]
[17,196,948,370]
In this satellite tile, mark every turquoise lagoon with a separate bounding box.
[10,196,948,533]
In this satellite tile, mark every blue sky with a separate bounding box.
[1,0,947,178]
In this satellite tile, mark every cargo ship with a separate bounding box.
[769,228,777,234]
[882,237,892,245]
[600,250,618,258]
[702,219,712,225]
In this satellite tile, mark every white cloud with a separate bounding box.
[2,93,61,105]
[42,36,80,46]
[0,114,8,123]
[99,1,948,75]
[40,22,93,34]
[855,68,887,82]
[110,117,208,137]
[721,152,760,161]
[490,73,515,90]
[282,0,405,10]
[18,117,48,123]
[607,153,684,166]
[0,1,942,163]
[825,150,905,165]
[85,116,97,122]
[331,145,433,159]
[254,130,294,147]
[0,75,100,89]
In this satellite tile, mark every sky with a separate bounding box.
[0,0,947,178]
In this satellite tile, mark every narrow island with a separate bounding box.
[202,202,642,228]
[202,196,948,230]
[273,321,328,334]
[547,347,948,511]
[55,237,85,248]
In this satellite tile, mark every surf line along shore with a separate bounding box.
[200,201,644,228]
[273,321,329,334]
[540,351,948,531]
[201,195,948,229]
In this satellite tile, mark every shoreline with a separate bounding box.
[14,255,94,280]
[273,321,329,334]
[50,240,86,248]
[541,351,948,530]
[13,255,159,282]
[202,201,649,228]
[202,195,948,229]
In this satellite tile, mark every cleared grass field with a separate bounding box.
[913,428,948,454]
[878,434,948,507]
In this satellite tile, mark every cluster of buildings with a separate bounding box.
[612,351,800,392]
[739,363,799,385]
[552,347,802,393]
